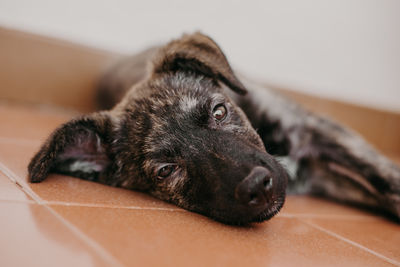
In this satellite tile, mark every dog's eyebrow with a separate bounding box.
[210,93,226,105]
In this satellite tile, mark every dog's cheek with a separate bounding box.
[148,174,190,208]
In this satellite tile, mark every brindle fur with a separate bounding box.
[28,33,400,224]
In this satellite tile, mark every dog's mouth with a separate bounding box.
[204,183,287,226]
[237,191,286,225]
[248,194,286,223]
[206,196,286,226]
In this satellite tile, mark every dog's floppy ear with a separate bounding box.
[28,112,115,183]
[152,32,247,94]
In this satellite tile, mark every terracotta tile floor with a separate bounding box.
[1,103,399,267]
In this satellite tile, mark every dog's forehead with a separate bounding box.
[144,73,225,116]
[151,72,217,95]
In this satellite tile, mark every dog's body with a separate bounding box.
[28,33,400,224]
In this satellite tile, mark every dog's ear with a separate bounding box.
[152,32,247,94]
[28,112,116,183]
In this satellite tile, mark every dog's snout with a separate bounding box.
[235,166,273,207]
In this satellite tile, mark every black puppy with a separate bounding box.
[28,33,400,225]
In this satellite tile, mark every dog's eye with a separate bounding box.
[157,164,177,180]
[212,104,227,121]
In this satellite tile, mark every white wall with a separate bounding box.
[0,0,399,112]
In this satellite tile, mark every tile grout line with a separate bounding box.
[301,219,400,266]
[277,213,380,221]
[0,161,185,213]
[0,161,44,204]
[0,198,36,204]
[41,204,126,267]
[0,163,126,267]
[0,162,19,184]
[0,162,187,212]
[43,200,186,212]
[0,161,185,212]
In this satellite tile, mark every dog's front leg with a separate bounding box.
[237,79,400,220]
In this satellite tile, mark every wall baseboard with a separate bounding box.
[0,26,119,112]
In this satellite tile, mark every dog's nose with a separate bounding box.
[235,166,273,207]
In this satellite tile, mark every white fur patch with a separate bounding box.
[69,161,103,173]
[179,95,198,113]
[276,156,298,180]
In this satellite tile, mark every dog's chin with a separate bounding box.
[249,196,286,223]
[209,195,286,226]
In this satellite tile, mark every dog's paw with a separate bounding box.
[383,193,400,222]
[380,165,400,221]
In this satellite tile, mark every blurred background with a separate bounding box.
[0,0,399,112]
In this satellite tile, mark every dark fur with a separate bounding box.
[28,33,400,224]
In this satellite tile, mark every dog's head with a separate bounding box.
[29,33,288,225]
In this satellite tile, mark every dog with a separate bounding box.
[28,32,400,225]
